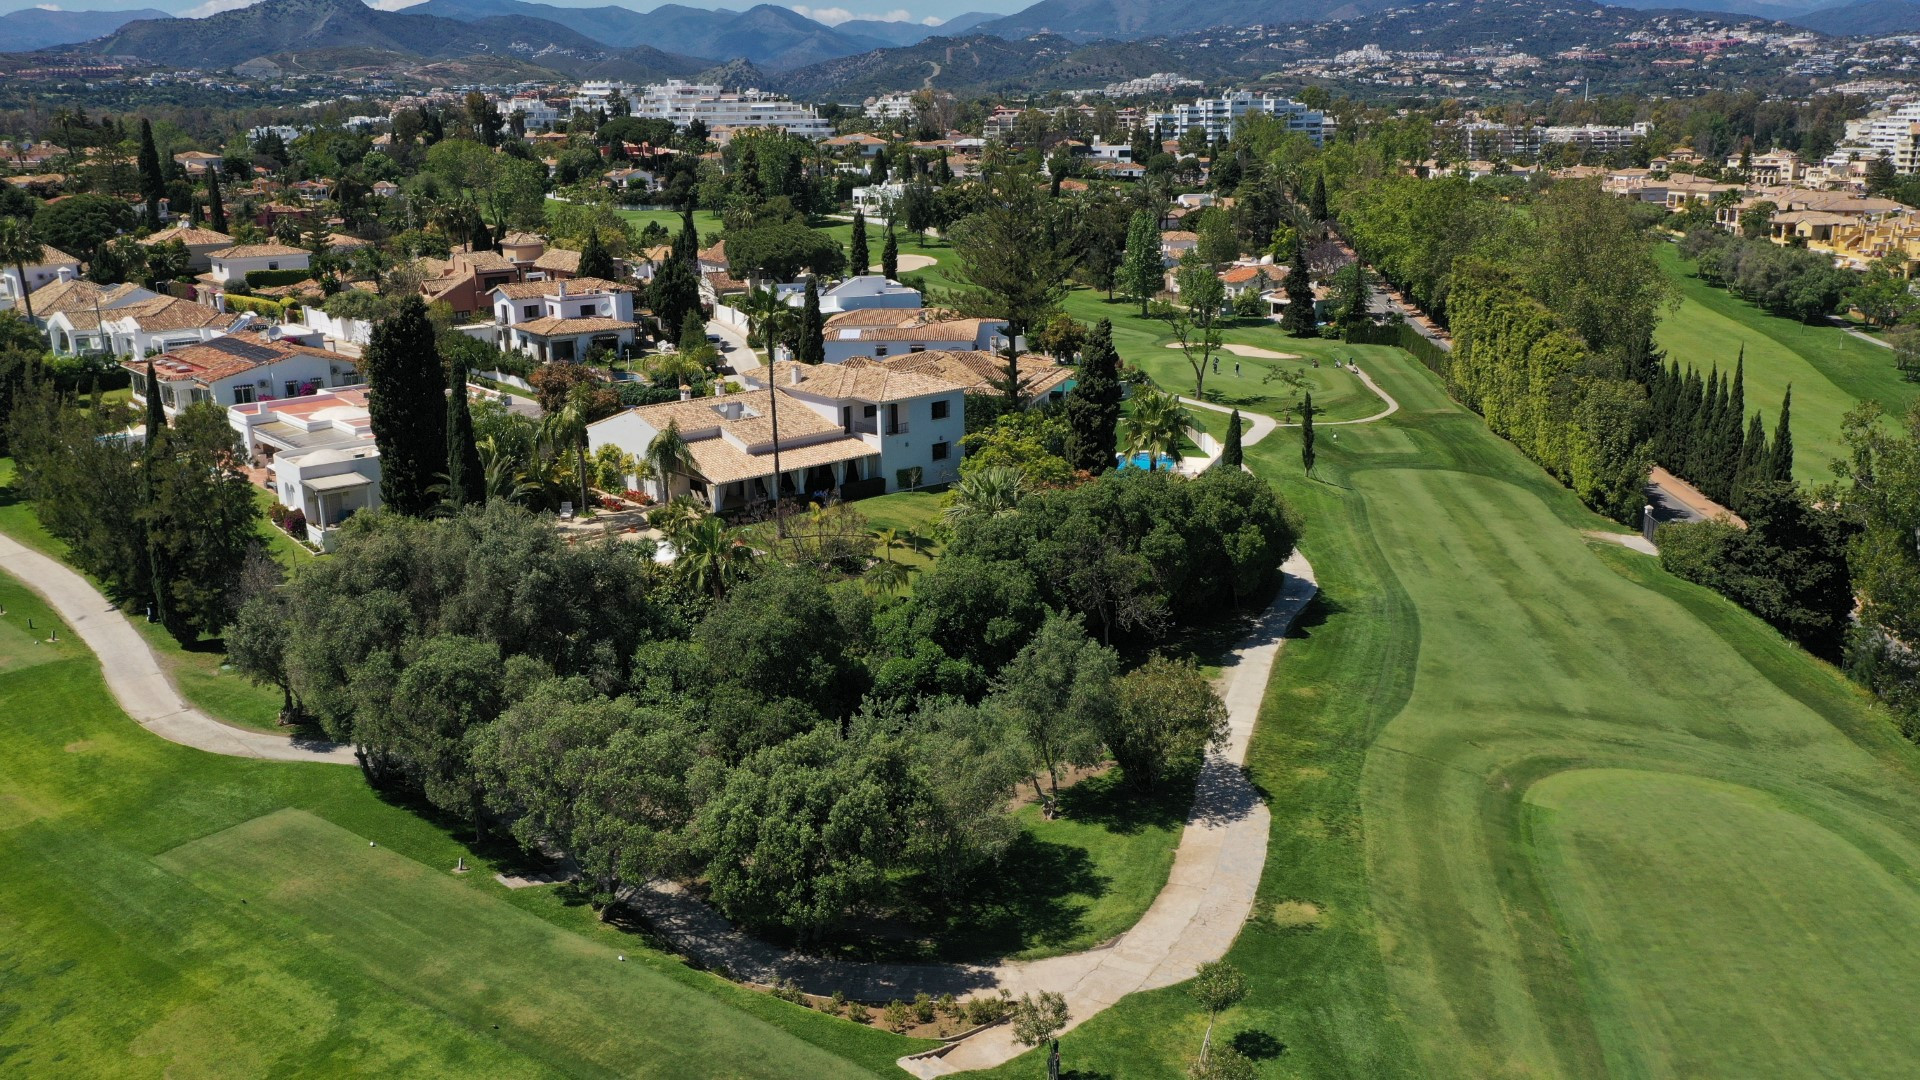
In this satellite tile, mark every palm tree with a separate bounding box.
[942,466,1026,526]
[740,285,785,351]
[865,558,912,596]
[676,514,755,598]
[644,419,695,502]
[540,384,595,512]
[0,216,42,322]
[649,493,706,547]
[477,435,539,505]
[1124,388,1189,471]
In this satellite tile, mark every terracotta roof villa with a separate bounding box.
[122,329,360,415]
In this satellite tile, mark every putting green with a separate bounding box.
[1527,769,1920,1079]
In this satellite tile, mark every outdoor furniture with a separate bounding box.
[559,501,574,521]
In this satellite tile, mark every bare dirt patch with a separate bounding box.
[1272,900,1323,931]
[63,739,97,753]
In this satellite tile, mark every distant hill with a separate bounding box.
[0,6,169,52]
[775,32,1178,98]
[970,0,1402,42]
[411,0,903,69]
[1788,0,1920,33]
[405,0,662,46]
[833,12,999,46]
[71,0,708,79]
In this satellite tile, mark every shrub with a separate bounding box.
[827,990,847,1016]
[883,1000,912,1032]
[245,267,314,288]
[846,1001,870,1024]
[282,508,307,535]
[770,978,808,1007]
[936,992,958,1018]
[963,993,1010,1026]
[912,991,936,1024]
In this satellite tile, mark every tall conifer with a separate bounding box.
[364,297,450,516]
[1063,319,1124,474]
[1771,386,1794,483]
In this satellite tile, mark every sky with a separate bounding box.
[0,0,1020,24]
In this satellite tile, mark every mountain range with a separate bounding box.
[0,5,169,52]
[15,0,1920,89]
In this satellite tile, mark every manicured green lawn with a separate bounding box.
[854,489,945,571]
[813,220,963,292]
[1655,243,1920,487]
[976,333,1920,1078]
[0,572,930,1076]
[609,207,725,247]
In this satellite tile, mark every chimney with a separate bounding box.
[678,384,691,401]
[56,266,73,283]
[789,364,801,386]
[557,279,568,298]
[214,292,227,314]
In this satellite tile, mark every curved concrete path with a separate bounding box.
[0,530,356,764]
[1181,364,1399,431]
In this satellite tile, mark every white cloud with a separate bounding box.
[371,0,426,8]
[789,5,917,24]
[181,0,261,16]
[34,5,64,12]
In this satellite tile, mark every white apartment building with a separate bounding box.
[1842,104,1920,174]
[498,96,561,131]
[865,93,917,120]
[1148,92,1326,145]
[1449,121,1545,160]
[1539,122,1651,153]
[626,80,832,139]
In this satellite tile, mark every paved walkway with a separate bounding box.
[1181,364,1399,432]
[1585,530,1659,556]
[0,530,356,764]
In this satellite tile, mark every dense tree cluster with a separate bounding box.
[1679,228,1853,324]
[1645,357,1793,512]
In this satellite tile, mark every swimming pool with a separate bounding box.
[1116,451,1179,471]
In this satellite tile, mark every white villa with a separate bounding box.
[488,276,639,362]
[588,358,965,511]
[852,182,906,216]
[125,328,360,416]
[0,244,82,311]
[205,243,310,286]
[25,275,161,351]
[819,308,1014,365]
[139,224,235,273]
[49,294,233,357]
[229,386,380,552]
[777,274,921,315]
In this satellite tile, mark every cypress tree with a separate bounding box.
[1771,386,1794,483]
[1732,411,1768,513]
[1689,367,1720,486]
[675,207,700,266]
[882,227,899,281]
[1309,172,1329,221]
[1222,409,1244,469]
[576,228,617,280]
[849,210,869,274]
[137,118,164,230]
[1063,318,1124,474]
[207,167,226,234]
[364,296,450,516]
[142,359,168,628]
[445,353,484,507]
[798,277,825,365]
[1716,352,1746,500]
[1678,366,1703,471]
[1301,391,1316,476]
[1281,244,1316,336]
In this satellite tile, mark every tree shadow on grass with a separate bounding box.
[1052,766,1193,836]
[1231,1029,1285,1060]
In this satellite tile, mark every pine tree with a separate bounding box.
[137,118,165,230]
[674,207,700,265]
[1119,209,1163,316]
[1300,391,1316,475]
[1062,318,1124,474]
[1281,244,1316,337]
[1222,409,1244,469]
[1771,386,1794,483]
[445,352,484,507]
[206,167,227,234]
[364,297,450,516]
[576,227,617,280]
[849,210,869,274]
[1309,172,1329,221]
[869,147,888,186]
[882,227,899,281]
[798,278,825,365]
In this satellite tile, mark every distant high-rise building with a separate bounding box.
[1147,92,1325,146]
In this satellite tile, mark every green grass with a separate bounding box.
[813,221,963,292]
[608,207,725,247]
[1062,288,1392,424]
[1655,243,1920,487]
[974,328,1920,1079]
[0,577,932,1076]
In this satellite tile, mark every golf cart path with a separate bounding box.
[0,529,356,764]
[1180,364,1399,430]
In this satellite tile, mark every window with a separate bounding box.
[931,441,949,461]
[232,384,255,404]
[285,381,301,398]
[267,262,279,271]
[578,304,594,318]
[874,346,888,356]
[931,399,950,420]
[909,344,925,353]
[524,305,539,319]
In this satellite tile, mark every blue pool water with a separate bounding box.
[1117,452,1178,471]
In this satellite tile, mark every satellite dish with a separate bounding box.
[266,324,281,341]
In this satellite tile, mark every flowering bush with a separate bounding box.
[623,489,654,506]
[283,508,307,535]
